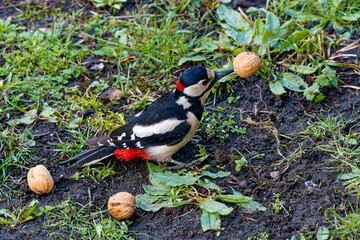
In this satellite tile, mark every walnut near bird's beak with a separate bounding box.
[214,69,234,81]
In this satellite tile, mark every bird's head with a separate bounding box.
[175,66,233,99]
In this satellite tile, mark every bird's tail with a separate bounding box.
[60,146,117,170]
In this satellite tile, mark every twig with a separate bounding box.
[0,0,57,10]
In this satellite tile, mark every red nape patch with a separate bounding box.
[176,80,185,91]
[113,149,154,162]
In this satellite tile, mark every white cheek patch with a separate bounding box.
[176,96,191,109]
[133,119,184,138]
[183,81,209,97]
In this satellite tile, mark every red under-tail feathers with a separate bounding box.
[113,149,154,162]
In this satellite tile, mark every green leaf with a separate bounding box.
[239,201,266,211]
[147,162,164,174]
[199,179,222,192]
[269,80,286,95]
[279,72,308,92]
[236,29,253,45]
[135,194,173,211]
[8,109,37,126]
[201,170,231,179]
[265,13,280,38]
[201,38,218,52]
[316,226,329,240]
[281,63,318,75]
[197,198,233,215]
[143,184,171,196]
[40,103,58,123]
[178,55,207,66]
[216,194,252,203]
[201,211,221,232]
[216,5,250,30]
[151,171,199,187]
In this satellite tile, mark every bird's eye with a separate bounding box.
[202,80,209,85]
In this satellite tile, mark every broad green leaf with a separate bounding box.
[282,63,318,75]
[284,8,323,22]
[8,109,37,126]
[236,28,253,45]
[216,4,250,30]
[239,201,266,211]
[316,226,329,240]
[40,103,58,123]
[201,38,218,52]
[220,23,238,41]
[197,198,233,215]
[143,184,171,196]
[135,193,166,211]
[269,80,286,95]
[279,72,308,92]
[201,211,221,232]
[178,55,207,66]
[67,117,81,129]
[201,170,231,179]
[151,171,199,187]
[216,194,252,203]
[199,179,222,192]
[147,162,164,174]
[265,13,280,38]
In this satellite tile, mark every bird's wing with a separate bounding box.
[85,120,191,149]
[86,91,191,149]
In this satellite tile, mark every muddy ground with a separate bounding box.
[1,0,359,239]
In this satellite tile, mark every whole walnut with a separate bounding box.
[27,165,54,194]
[233,52,261,78]
[108,192,136,219]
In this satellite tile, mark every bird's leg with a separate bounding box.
[165,158,200,170]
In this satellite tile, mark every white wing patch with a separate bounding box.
[107,140,116,147]
[133,118,184,138]
[136,141,144,148]
[117,132,126,140]
[176,96,191,109]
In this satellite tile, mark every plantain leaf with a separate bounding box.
[282,63,318,75]
[269,80,286,95]
[279,72,308,92]
[197,198,233,215]
[201,211,221,232]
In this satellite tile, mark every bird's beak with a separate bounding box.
[214,69,234,81]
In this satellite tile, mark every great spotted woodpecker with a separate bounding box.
[61,66,233,169]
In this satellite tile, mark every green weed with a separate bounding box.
[136,162,265,235]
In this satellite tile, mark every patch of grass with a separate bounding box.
[213,1,360,101]
[201,107,246,142]
[0,199,44,228]
[303,113,360,194]
[44,198,136,239]
[326,204,360,240]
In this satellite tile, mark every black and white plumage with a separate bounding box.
[61,66,233,169]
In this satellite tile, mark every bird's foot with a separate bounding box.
[165,159,200,170]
